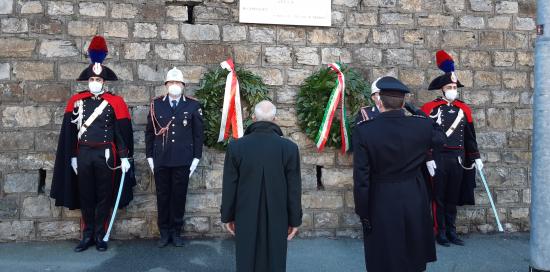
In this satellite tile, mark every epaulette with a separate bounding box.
[411,114,427,119]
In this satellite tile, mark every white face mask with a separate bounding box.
[444,90,458,101]
[168,84,182,96]
[89,81,103,95]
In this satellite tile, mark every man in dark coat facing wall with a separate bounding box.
[221,100,302,272]
[353,77,442,272]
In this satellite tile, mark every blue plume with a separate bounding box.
[439,60,455,73]
[89,50,107,64]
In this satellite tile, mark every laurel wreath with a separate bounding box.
[296,65,371,149]
[195,67,270,150]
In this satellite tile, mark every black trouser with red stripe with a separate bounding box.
[154,166,190,233]
[434,151,464,236]
[77,145,115,239]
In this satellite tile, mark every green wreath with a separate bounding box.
[195,67,270,150]
[296,64,370,149]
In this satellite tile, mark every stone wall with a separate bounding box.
[0,0,534,241]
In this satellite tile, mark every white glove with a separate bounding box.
[189,158,200,177]
[426,160,437,177]
[475,158,484,170]
[147,157,154,172]
[71,157,78,175]
[120,158,131,173]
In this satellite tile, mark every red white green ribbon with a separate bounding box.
[218,58,244,142]
[315,63,350,153]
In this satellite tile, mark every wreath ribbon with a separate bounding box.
[315,63,350,153]
[218,58,244,142]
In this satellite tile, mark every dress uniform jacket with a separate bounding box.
[145,96,204,167]
[353,109,442,272]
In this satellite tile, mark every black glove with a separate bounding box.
[361,218,372,236]
[404,102,425,116]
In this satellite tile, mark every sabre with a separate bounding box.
[458,157,504,232]
[477,167,504,232]
[103,168,126,242]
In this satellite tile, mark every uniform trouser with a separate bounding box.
[154,166,190,233]
[77,145,114,239]
[434,152,464,235]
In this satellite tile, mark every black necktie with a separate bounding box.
[172,100,177,110]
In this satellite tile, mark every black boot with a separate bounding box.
[445,213,464,246]
[158,229,172,248]
[172,230,185,247]
[95,236,108,251]
[74,235,94,252]
[447,231,465,246]
[436,232,450,247]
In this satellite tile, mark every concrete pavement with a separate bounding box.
[0,233,529,272]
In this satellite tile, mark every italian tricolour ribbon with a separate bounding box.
[218,58,244,142]
[315,63,350,153]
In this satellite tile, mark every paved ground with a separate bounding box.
[0,233,529,272]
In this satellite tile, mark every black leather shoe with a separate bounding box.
[95,237,108,251]
[447,232,465,246]
[158,230,171,248]
[436,233,450,247]
[172,231,185,247]
[74,236,94,252]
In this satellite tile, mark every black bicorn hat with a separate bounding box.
[428,72,464,90]
[77,36,118,81]
[376,76,410,96]
[428,50,463,90]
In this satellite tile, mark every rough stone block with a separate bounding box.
[343,28,368,44]
[181,24,220,41]
[123,43,150,60]
[372,29,398,44]
[22,195,52,218]
[184,217,210,233]
[111,3,138,19]
[314,212,339,228]
[380,13,413,25]
[248,68,283,86]
[0,221,35,241]
[79,2,106,17]
[496,1,518,14]
[104,22,128,38]
[1,18,28,33]
[167,5,188,21]
[321,48,352,64]
[302,191,344,209]
[442,31,477,48]
[458,15,485,29]
[347,12,377,26]
[277,27,306,45]
[474,71,501,88]
[47,1,73,15]
[354,48,382,66]
[155,43,185,61]
[307,28,340,45]
[2,106,51,127]
[514,109,532,130]
[134,23,158,39]
[38,221,79,240]
[418,14,455,27]
[264,46,292,65]
[39,40,78,58]
[160,24,179,40]
[488,16,511,29]
[187,44,231,64]
[67,21,98,36]
[21,1,42,14]
[0,38,36,58]
[0,196,19,218]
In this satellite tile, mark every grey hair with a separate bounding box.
[254,100,277,121]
